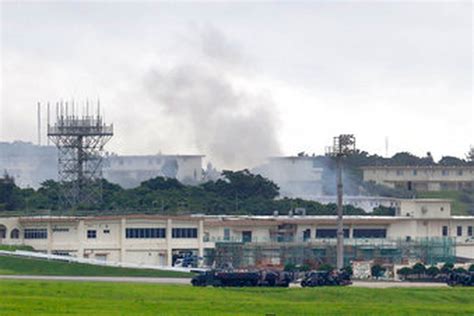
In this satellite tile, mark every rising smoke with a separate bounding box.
[144,26,281,169]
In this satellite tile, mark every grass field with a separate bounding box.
[0,280,473,315]
[0,255,192,278]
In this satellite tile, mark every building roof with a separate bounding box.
[362,165,474,170]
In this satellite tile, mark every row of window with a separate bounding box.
[314,229,387,239]
[443,226,473,237]
[126,228,166,239]
[394,170,466,176]
[86,228,198,239]
[24,228,48,239]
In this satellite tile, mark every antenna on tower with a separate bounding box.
[385,136,389,157]
[37,102,42,146]
[47,102,51,146]
[47,98,113,209]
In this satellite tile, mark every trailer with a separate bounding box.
[301,271,352,287]
[191,269,292,287]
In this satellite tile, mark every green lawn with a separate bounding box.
[0,280,473,315]
[0,255,192,278]
[0,245,36,252]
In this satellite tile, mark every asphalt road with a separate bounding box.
[0,275,450,288]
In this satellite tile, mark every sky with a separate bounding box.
[1,1,473,169]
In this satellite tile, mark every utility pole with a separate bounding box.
[327,134,356,270]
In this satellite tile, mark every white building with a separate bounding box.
[254,156,323,197]
[0,199,473,266]
[0,142,204,188]
[299,195,400,213]
[362,165,474,191]
[103,154,204,188]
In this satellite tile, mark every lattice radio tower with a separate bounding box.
[47,100,113,209]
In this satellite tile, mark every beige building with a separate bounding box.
[0,199,473,266]
[362,165,474,191]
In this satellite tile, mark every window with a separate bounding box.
[442,170,448,176]
[315,229,350,239]
[242,231,252,243]
[353,229,387,239]
[126,228,166,239]
[103,229,110,234]
[10,228,20,239]
[396,170,404,176]
[0,225,6,239]
[87,230,97,239]
[442,226,448,237]
[458,170,463,176]
[223,228,230,241]
[303,229,311,241]
[172,228,197,239]
[413,170,417,176]
[468,226,473,237]
[24,228,47,239]
[457,226,463,237]
[52,228,69,232]
[52,251,70,256]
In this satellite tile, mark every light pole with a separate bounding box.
[327,134,356,270]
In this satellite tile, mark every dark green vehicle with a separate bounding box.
[191,269,292,287]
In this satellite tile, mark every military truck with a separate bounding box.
[446,271,474,287]
[300,270,352,287]
[191,269,292,287]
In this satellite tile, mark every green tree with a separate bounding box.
[412,263,426,277]
[397,267,412,279]
[469,264,474,272]
[426,266,440,278]
[371,264,386,279]
[441,263,454,274]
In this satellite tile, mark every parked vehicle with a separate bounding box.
[301,270,352,287]
[191,269,292,287]
[446,271,474,287]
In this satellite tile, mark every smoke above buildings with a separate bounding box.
[144,26,281,170]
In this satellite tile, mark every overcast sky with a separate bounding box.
[1,1,472,169]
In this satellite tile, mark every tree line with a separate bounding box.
[0,170,369,216]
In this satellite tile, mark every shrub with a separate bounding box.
[371,264,386,279]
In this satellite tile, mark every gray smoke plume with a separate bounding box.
[144,27,281,169]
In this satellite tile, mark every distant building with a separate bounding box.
[299,195,400,213]
[362,165,474,192]
[103,154,204,188]
[0,141,57,188]
[254,156,323,197]
[0,142,204,188]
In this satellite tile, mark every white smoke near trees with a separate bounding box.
[144,26,281,169]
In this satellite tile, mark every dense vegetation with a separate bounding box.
[0,255,191,278]
[0,170,367,216]
[1,280,473,315]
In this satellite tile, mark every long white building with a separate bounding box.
[362,165,474,191]
[0,199,473,267]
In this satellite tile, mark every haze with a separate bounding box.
[1,1,472,169]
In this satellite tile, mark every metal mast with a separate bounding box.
[47,100,113,209]
[327,134,356,270]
